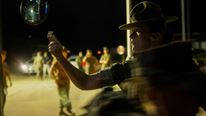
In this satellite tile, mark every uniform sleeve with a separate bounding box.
[110,62,131,84]
[90,62,131,86]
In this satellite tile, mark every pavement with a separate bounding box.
[4,74,102,116]
[4,74,206,116]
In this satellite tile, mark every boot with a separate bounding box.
[66,106,75,115]
[59,108,66,116]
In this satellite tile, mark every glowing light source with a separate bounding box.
[20,0,49,25]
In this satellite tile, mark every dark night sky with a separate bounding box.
[2,0,126,54]
[2,0,206,61]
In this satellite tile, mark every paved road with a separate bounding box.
[4,74,206,116]
[4,74,102,116]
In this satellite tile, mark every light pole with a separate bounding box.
[126,0,132,60]
[181,0,186,41]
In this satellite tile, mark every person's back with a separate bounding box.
[50,60,70,86]
[82,49,100,74]
[50,47,70,86]
[49,46,74,115]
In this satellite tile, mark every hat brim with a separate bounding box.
[119,16,178,30]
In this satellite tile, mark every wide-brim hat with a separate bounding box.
[119,1,178,30]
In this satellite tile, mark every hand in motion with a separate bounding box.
[47,31,63,57]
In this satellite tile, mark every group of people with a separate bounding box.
[32,51,51,79]
[47,1,206,116]
[1,1,206,116]
[75,46,112,75]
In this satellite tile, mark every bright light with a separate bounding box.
[30,8,34,13]
[117,45,125,55]
[21,64,27,71]
[97,50,102,55]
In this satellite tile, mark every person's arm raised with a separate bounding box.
[47,31,106,90]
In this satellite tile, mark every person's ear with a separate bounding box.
[150,33,162,46]
[150,32,161,42]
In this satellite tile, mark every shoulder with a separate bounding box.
[84,89,146,116]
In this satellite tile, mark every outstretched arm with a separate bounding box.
[47,31,112,90]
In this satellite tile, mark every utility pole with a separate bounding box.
[126,0,132,60]
[181,0,186,41]
[186,0,190,40]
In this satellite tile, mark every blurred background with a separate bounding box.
[2,0,206,73]
[1,0,206,116]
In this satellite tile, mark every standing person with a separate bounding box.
[99,47,111,70]
[42,51,51,79]
[75,51,84,71]
[47,1,206,115]
[99,47,121,91]
[82,49,100,74]
[1,50,12,116]
[50,46,75,116]
[33,51,43,79]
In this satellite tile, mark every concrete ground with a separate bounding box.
[4,74,102,116]
[4,74,206,116]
